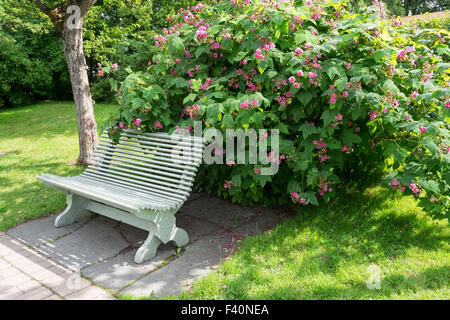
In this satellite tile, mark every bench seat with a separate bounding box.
[37,174,183,213]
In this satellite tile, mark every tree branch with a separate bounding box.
[78,0,97,17]
[29,0,51,15]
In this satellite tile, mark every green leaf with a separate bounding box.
[382,79,399,93]
[320,110,337,126]
[305,192,319,206]
[343,130,362,145]
[168,35,184,55]
[298,123,317,139]
[183,93,197,104]
[294,160,308,171]
[419,180,440,195]
[267,70,278,78]
[373,49,393,62]
[298,91,312,106]
[232,174,241,188]
[287,180,301,193]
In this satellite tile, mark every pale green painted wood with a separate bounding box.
[37,130,205,264]
[54,193,90,227]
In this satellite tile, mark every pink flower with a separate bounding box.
[300,198,306,203]
[119,122,126,129]
[336,114,343,121]
[419,126,426,133]
[254,168,260,174]
[294,47,304,56]
[297,70,304,77]
[224,183,228,189]
[195,65,200,70]
[294,82,301,88]
[409,183,420,194]
[345,62,351,69]
[227,160,234,166]
[155,121,163,129]
[369,111,377,119]
[134,118,142,126]
[112,63,118,69]
[411,91,419,99]
[330,93,337,105]
[391,179,399,186]
[242,59,247,65]
[342,91,348,98]
[291,192,299,199]
[289,76,296,83]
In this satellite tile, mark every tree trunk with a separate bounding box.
[62,26,98,166]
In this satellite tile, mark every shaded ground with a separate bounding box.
[5,192,285,298]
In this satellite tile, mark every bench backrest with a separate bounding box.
[82,129,205,203]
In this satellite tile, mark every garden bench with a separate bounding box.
[37,129,205,263]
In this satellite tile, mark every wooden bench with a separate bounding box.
[37,129,205,263]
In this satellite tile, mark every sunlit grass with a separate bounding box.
[0,101,119,230]
[173,186,449,300]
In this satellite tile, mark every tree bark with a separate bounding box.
[62,25,98,166]
[30,0,98,166]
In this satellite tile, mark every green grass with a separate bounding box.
[173,187,449,300]
[0,101,119,231]
[118,189,449,300]
[1,102,448,299]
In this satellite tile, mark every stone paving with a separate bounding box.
[2,192,286,299]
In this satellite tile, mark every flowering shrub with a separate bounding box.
[104,0,450,219]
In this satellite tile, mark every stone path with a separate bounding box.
[0,231,115,300]
[2,193,285,299]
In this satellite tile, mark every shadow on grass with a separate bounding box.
[260,265,450,300]
[207,185,449,299]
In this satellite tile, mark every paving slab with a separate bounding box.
[120,233,234,297]
[179,196,259,229]
[3,191,284,299]
[7,210,92,248]
[36,216,129,270]
[81,212,219,291]
[81,243,176,291]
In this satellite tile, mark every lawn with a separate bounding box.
[174,187,449,300]
[1,102,449,299]
[0,101,118,231]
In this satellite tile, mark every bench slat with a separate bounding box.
[97,141,202,165]
[85,165,192,191]
[93,146,198,171]
[93,152,196,180]
[74,176,181,207]
[81,169,189,200]
[80,172,186,205]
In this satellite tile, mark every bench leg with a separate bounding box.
[55,193,90,228]
[135,234,162,264]
[170,227,189,248]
